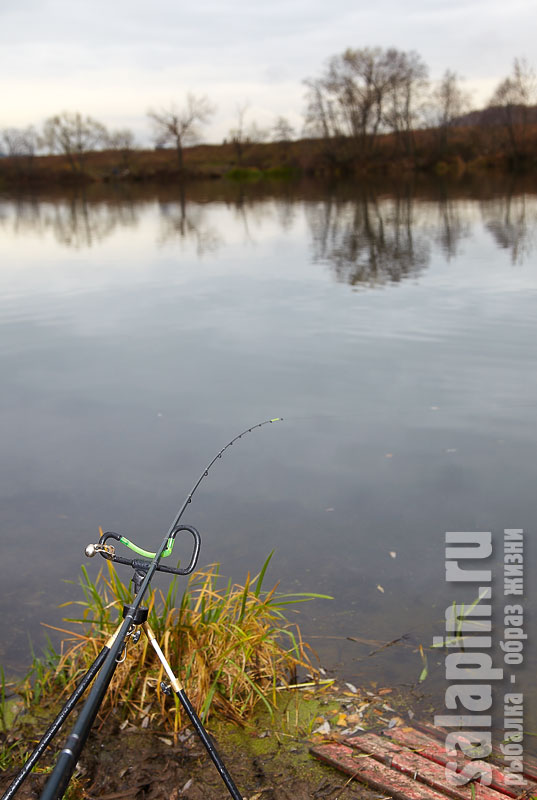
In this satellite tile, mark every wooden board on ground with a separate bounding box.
[310,725,537,800]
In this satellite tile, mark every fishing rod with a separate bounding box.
[4,418,283,800]
[92,417,283,562]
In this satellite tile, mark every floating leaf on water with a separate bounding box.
[385,453,393,459]
[377,585,385,593]
[389,551,397,558]
[430,406,440,411]
[345,682,358,694]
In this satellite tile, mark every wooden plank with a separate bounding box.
[412,719,537,784]
[383,726,536,798]
[310,742,451,800]
[346,732,507,800]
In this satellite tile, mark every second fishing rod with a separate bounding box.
[38,417,283,800]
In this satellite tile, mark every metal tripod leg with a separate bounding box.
[143,623,243,800]
[1,625,122,800]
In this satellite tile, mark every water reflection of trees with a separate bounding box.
[157,193,222,256]
[480,194,537,265]
[1,195,140,249]
[1,183,536,274]
[46,198,139,248]
[306,193,431,286]
[1,191,222,255]
[432,195,471,260]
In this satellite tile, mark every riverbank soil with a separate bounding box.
[1,682,428,799]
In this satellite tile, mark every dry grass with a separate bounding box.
[22,556,325,732]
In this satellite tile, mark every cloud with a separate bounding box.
[1,0,535,138]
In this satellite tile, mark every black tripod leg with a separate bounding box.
[143,624,243,800]
[1,626,121,800]
[39,614,133,800]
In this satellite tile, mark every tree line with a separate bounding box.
[0,98,294,172]
[1,49,535,172]
[303,50,536,161]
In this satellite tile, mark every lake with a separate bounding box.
[1,176,536,742]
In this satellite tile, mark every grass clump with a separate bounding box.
[22,555,326,733]
[225,166,263,181]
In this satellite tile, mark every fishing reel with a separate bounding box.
[85,524,201,577]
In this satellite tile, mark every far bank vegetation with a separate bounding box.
[1,51,536,187]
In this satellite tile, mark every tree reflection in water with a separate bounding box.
[306,191,431,286]
[157,187,222,256]
[0,182,536,276]
[432,193,471,260]
[481,193,537,265]
[1,193,140,249]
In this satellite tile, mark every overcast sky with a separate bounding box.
[1,0,536,143]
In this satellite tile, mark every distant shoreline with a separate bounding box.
[1,126,536,190]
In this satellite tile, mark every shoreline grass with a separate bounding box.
[10,555,329,735]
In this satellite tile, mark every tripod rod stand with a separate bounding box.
[143,622,243,798]
[3,526,243,800]
[4,421,284,800]
[1,626,122,800]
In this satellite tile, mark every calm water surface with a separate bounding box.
[1,179,536,740]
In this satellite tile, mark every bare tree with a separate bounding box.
[227,103,270,161]
[147,94,215,170]
[382,49,428,152]
[304,48,386,148]
[303,47,428,153]
[272,116,295,143]
[303,77,334,139]
[228,102,251,164]
[1,126,38,158]
[430,70,472,149]
[326,47,389,146]
[491,57,536,108]
[42,112,107,171]
[107,128,136,151]
[489,57,536,159]
[107,128,137,171]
